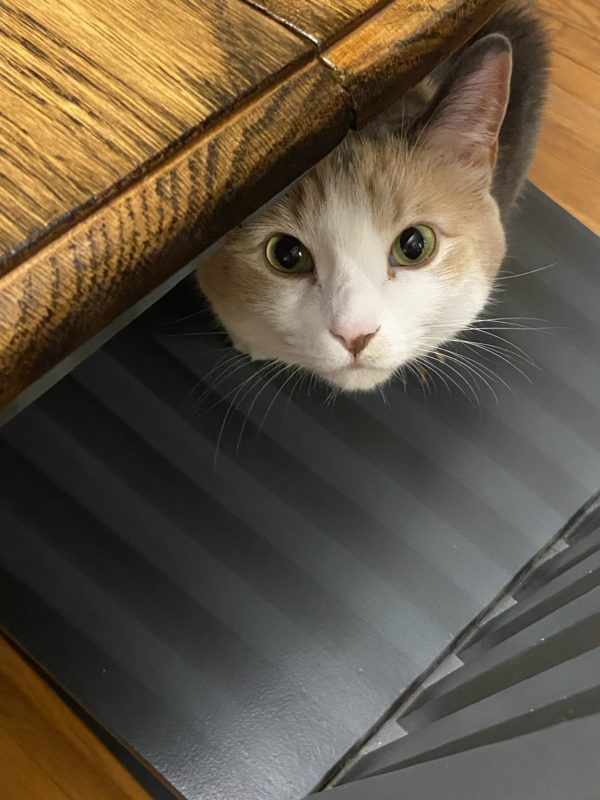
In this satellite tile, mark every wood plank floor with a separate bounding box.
[0,636,153,800]
[0,2,597,799]
[529,0,600,234]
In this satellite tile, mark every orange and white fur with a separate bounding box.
[197,4,548,393]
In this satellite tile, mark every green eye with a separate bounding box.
[265,234,314,274]
[390,225,436,267]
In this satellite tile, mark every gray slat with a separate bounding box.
[514,524,600,598]
[399,584,600,731]
[313,712,600,800]
[343,644,600,782]
[460,548,600,660]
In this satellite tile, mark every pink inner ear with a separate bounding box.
[424,48,512,165]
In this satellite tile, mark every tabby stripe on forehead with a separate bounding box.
[289,183,307,224]
[309,170,328,204]
[289,170,328,223]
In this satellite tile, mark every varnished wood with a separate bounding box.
[536,0,600,36]
[0,635,154,800]
[0,0,505,413]
[0,61,349,408]
[245,1,504,123]
[323,0,504,126]
[0,0,310,270]
[243,0,384,46]
[529,0,600,234]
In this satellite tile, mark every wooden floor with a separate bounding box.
[529,0,600,234]
[0,2,598,799]
[0,636,152,800]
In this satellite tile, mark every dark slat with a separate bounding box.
[400,587,600,731]
[460,548,600,660]
[514,525,600,598]
[343,645,600,781]
[310,712,600,800]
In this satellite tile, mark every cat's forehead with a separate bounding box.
[288,135,407,234]
[239,132,486,256]
[272,133,477,239]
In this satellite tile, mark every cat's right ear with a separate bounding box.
[420,34,512,171]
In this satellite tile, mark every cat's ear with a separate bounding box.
[420,34,512,170]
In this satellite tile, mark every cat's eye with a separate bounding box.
[265,234,313,274]
[390,225,436,267]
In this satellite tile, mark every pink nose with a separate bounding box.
[330,326,380,358]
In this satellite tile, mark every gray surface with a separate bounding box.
[460,545,600,660]
[329,507,600,799]
[345,636,600,779]
[0,185,599,800]
[313,714,600,800]
[401,582,600,730]
[514,518,600,595]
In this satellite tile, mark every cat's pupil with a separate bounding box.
[275,235,304,269]
[400,227,425,260]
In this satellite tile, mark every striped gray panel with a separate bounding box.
[514,516,600,595]
[344,635,600,779]
[460,545,600,660]
[312,713,600,800]
[0,185,599,800]
[328,512,600,798]
[401,581,600,731]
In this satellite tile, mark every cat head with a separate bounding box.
[197,35,512,391]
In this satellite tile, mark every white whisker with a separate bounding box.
[236,361,290,452]
[449,340,535,382]
[213,360,280,465]
[377,383,389,407]
[258,366,302,434]
[495,262,557,281]
[436,348,502,401]
[416,354,453,397]
[195,353,253,414]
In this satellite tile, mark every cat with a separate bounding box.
[196,1,549,393]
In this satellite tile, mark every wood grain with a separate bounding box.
[0,0,505,413]
[536,0,600,38]
[322,0,504,126]
[0,61,349,408]
[0,0,310,270]
[0,635,153,800]
[529,0,600,234]
[245,1,504,123]
[243,0,385,46]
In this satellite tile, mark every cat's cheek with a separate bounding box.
[230,335,270,361]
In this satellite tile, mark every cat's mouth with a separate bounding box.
[322,364,394,392]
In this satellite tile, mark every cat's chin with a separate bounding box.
[321,365,394,392]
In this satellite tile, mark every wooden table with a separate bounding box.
[0,0,501,417]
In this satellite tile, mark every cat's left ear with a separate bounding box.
[420,34,512,170]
